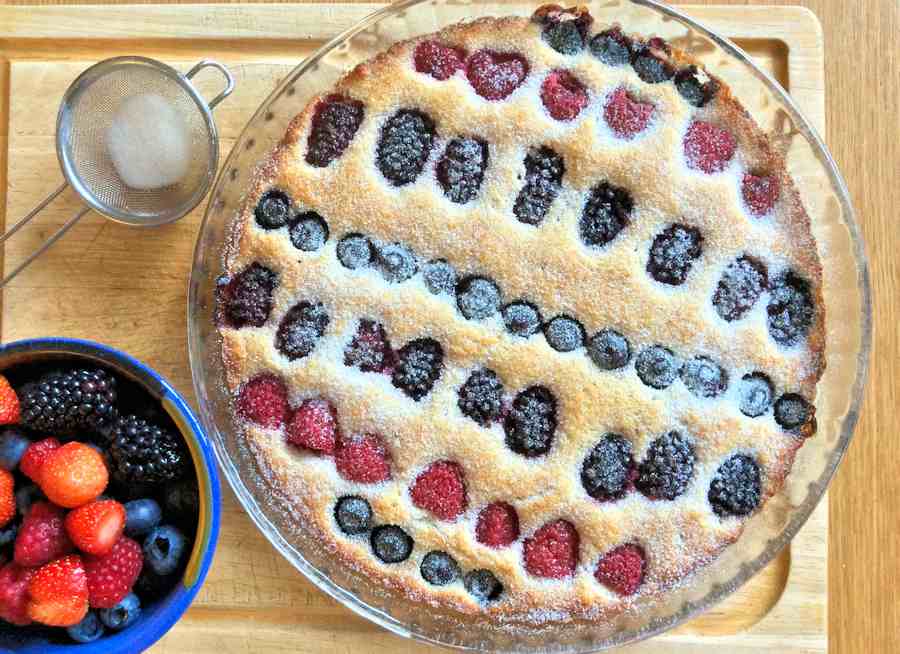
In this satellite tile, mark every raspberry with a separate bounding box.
[422,259,457,295]
[334,434,391,484]
[83,536,143,609]
[632,49,674,83]
[374,243,418,283]
[337,233,373,270]
[604,87,654,139]
[594,544,645,596]
[502,301,543,337]
[590,27,631,66]
[237,374,288,429]
[220,262,278,328]
[742,173,781,216]
[0,375,20,426]
[410,461,467,521]
[767,271,815,346]
[0,562,36,626]
[680,356,728,398]
[540,70,589,121]
[675,66,719,108]
[334,496,372,535]
[344,320,394,373]
[523,520,579,579]
[544,315,585,352]
[376,109,436,186]
[774,393,815,433]
[15,502,73,568]
[504,386,557,457]
[391,338,444,401]
[684,120,736,174]
[0,470,14,528]
[464,569,503,602]
[586,328,631,371]
[456,276,502,321]
[370,525,412,563]
[413,40,466,80]
[18,368,117,433]
[466,50,529,101]
[581,434,635,502]
[636,432,695,500]
[635,345,681,390]
[436,137,489,204]
[254,189,291,230]
[40,442,108,509]
[579,181,634,248]
[647,224,703,286]
[708,454,761,517]
[26,554,89,627]
[64,499,126,556]
[305,94,365,167]
[420,551,460,586]
[713,256,768,322]
[513,146,565,226]
[286,399,338,455]
[107,415,187,484]
[738,373,774,418]
[275,301,330,361]
[458,369,505,426]
[475,502,519,548]
[289,211,329,251]
[20,438,61,483]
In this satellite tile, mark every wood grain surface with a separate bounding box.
[0,1,895,652]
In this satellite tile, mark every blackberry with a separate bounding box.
[108,415,187,484]
[767,271,815,346]
[589,28,631,66]
[635,346,681,389]
[376,109,436,186]
[738,373,774,418]
[675,66,719,108]
[713,256,768,322]
[581,434,635,502]
[422,259,457,295]
[275,301,329,361]
[334,496,373,535]
[436,137,489,204]
[774,393,814,433]
[337,233,373,270]
[344,320,393,373]
[374,243,417,283]
[502,301,543,337]
[541,19,585,55]
[647,224,703,286]
[579,182,634,248]
[456,276,502,320]
[636,431,695,500]
[19,368,117,433]
[458,369,505,426]
[254,189,291,230]
[289,211,329,251]
[371,525,413,563]
[392,338,444,401]
[544,315,585,352]
[305,94,365,167]
[680,356,728,398]
[632,50,675,84]
[587,329,631,371]
[708,454,761,517]
[464,569,503,602]
[513,146,565,226]
[220,262,278,328]
[420,551,460,586]
[504,386,557,457]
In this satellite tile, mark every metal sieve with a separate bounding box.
[0,56,234,286]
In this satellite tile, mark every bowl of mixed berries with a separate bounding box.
[0,338,220,653]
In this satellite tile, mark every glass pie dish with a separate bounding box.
[187,0,871,650]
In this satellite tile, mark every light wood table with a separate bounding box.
[1,1,896,653]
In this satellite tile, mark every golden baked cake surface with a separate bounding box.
[216,5,824,623]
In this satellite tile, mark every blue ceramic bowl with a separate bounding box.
[0,338,220,654]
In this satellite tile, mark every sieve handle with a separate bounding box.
[185,60,235,111]
[0,183,90,287]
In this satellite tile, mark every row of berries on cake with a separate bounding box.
[0,370,195,644]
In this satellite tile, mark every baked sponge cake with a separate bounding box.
[216,4,824,624]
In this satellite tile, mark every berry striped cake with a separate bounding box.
[216,4,824,624]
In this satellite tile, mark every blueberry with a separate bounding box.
[67,610,105,643]
[143,525,188,576]
[420,550,460,586]
[15,484,44,517]
[464,569,503,602]
[163,479,200,521]
[774,393,814,432]
[254,189,291,230]
[337,234,373,270]
[375,243,417,283]
[289,211,329,251]
[422,259,457,295]
[738,373,774,418]
[134,569,175,601]
[0,429,30,471]
[635,346,681,389]
[370,525,413,563]
[680,356,728,398]
[502,301,543,337]
[99,593,141,631]
[0,522,17,547]
[544,315,585,352]
[124,499,162,538]
[334,496,372,535]
[587,329,631,370]
[456,276,501,320]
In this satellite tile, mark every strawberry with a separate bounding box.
[334,434,391,484]
[0,469,14,528]
[285,399,338,455]
[0,375,20,426]
[594,543,646,596]
[523,519,580,579]
[65,499,126,556]
[84,536,143,609]
[39,442,108,508]
[15,501,73,567]
[20,437,61,483]
[27,554,89,627]
[475,502,520,548]
[409,460,467,521]
[0,562,36,626]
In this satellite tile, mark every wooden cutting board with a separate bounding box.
[0,4,826,652]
